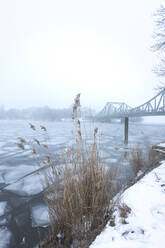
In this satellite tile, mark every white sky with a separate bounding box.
[0,0,164,111]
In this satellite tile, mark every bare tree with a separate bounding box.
[152,5,165,89]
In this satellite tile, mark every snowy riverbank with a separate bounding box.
[90,160,165,248]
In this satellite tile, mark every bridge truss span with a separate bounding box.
[96,89,165,144]
[129,89,165,117]
[98,102,132,119]
[97,89,165,119]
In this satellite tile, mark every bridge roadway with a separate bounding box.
[97,89,165,144]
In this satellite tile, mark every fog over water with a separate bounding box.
[0,0,164,112]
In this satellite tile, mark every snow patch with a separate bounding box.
[90,162,165,248]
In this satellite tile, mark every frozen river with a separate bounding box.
[0,120,165,248]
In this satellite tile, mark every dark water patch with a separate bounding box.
[0,190,49,248]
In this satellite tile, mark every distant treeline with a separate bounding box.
[0,105,95,121]
[0,105,142,122]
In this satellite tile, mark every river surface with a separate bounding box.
[0,120,165,248]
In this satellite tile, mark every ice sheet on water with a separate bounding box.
[0,227,11,248]
[106,158,118,163]
[3,145,20,151]
[32,204,49,227]
[13,150,32,157]
[0,175,5,184]
[0,202,7,216]
[0,164,36,184]
[20,173,43,195]
[158,142,165,148]
[6,171,43,196]
[47,138,67,145]
[5,180,24,195]
[100,150,111,158]
[0,218,6,225]
[0,150,6,155]
[0,141,6,148]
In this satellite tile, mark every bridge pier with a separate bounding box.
[124,117,129,144]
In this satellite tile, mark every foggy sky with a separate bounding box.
[0,0,164,111]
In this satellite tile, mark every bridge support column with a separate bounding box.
[124,117,129,144]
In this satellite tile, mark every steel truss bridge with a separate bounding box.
[96,89,165,144]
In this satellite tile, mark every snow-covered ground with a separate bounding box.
[90,161,165,248]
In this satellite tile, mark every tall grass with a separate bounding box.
[130,144,160,178]
[17,94,117,247]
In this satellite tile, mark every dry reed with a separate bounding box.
[130,144,160,178]
[40,94,114,247]
[17,94,118,247]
